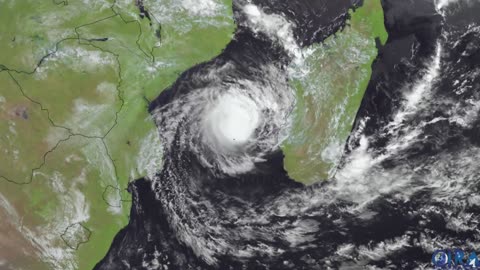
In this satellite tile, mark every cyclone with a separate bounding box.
[95,0,480,269]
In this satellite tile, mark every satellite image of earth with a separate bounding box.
[1,0,480,269]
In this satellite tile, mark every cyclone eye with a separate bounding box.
[204,93,260,147]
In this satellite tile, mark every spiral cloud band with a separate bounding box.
[95,0,480,269]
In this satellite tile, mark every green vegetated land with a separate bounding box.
[282,0,388,185]
[0,0,386,268]
[0,0,234,269]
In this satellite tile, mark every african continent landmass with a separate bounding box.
[0,0,385,269]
